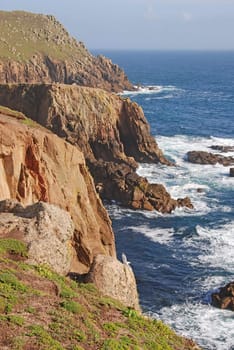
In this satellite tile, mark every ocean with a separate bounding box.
[93,50,234,350]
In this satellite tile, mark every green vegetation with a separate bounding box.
[0,238,28,257]
[0,11,88,62]
[0,238,199,349]
[0,105,26,120]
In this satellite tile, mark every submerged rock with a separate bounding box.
[187,151,234,166]
[211,282,234,311]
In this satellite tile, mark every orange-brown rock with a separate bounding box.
[0,83,168,165]
[211,282,234,311]
[0,83,193,213]
[0,111,115,273]
[0,11,133,93]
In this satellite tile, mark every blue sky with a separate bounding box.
[0,0,234,50]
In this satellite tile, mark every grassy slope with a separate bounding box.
[0,238,200,350]
[0,11,88,62]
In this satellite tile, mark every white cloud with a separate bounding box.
[182,12,192,21]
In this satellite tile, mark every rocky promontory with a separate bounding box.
[0,11,133,92]
[0,83,193,212]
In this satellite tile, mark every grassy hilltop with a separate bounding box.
[0,10,87,62]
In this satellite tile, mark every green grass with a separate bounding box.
[0,11,88,62]
[0,238,200,350]
[0,238,27,257]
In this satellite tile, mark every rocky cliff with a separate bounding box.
[0,83,193,212]
[0,108,115,273]
[0,11,133,92]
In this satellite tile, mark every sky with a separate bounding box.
[0,0,234,50]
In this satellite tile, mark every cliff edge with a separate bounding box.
[0,108,115,273]
[0,11,133,92]
[0,84,193,213]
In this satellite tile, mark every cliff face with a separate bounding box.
[0,110,115,273]
[0,11,133,92]
[0,84,167,165]
[0,84,193,212]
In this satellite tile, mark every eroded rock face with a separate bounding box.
[0,112,115,273]
[187,151,234,166]
[0,11,133,93]
[0,84,193,213]
[211,282,234,311]
[0,84,168,165]
[0,200,75,274]
[89,161,193,212]
[85,254,140,310]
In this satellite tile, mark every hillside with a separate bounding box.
[0,11,133,92]
[0,237,200,350]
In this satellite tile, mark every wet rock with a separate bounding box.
[85,254,140,310]
[211,282,234,311]
[210,145,234,153]
[89,161,193,213]
[187,151,234,166]
[230,168,234,177]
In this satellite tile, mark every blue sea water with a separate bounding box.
[94,51,234,350]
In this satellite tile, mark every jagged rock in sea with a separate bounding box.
[230,168,234,177]
[211,282,234,311]
[187,150,234,166]
[85,254,140,310]
[0,108,115,273]
[0,200,75,275]
[0,83,193,212]
[210,145,234,153]
[0,11,133,92]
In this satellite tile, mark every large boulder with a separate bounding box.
[85,254,140,310]
[0,200,74,274]
[211,282,234,311]
[187,151,234,166]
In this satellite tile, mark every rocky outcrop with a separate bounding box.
[0,200,75,274]
[0,111,115,273]
[0,84,193,212]
[211,282,234,311]
[230,168,234,177]
[90,161,193,212]
[187,151,234,166]
[85,254,140,310]
[0,11,133,93]
[210,145,234,153]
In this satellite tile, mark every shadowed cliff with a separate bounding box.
[0,84,193,213]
